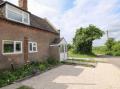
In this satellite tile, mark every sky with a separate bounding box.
[5,0,120,46]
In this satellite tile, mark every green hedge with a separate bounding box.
[111,43,120,56]
[106,41,120,56]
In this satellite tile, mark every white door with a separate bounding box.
[60,44,67,61]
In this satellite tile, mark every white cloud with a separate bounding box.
[58,0,120,46]
[5,0,120,46]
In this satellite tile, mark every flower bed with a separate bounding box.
[0,58,59,88]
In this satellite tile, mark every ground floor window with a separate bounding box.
[29,42,37,53]
[2,40,22,54]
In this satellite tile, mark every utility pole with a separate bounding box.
[107,30,109,40]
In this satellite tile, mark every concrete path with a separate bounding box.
[108,58,120,68]
[1,64,120,89]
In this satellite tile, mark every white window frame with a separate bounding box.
[5,4,30,25]
[29,42,38,53]
[2,40,23,55]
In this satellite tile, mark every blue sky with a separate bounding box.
[6,0,120,46]
[62,0,74,11]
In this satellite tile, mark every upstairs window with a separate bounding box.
[6,4,30,25]
[23,12,29,23]
[7,10,22,22]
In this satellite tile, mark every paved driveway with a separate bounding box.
[2,63,120,89]
[108,58,120,68]
[96,55,120,68]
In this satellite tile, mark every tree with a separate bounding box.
[67,44,73,51]
[112,41,120,56]
[105,38,115,51]
[73,25,104,54]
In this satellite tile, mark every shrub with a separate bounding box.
[106,51,112,55]
[0,64,35,87]
[0,71,14,87]
[17,85,34,89]
[105,40,120,56]
[46,57,59,65]
[105,38,115,51]
[111,43,120,56]
[39,64,46,71]
[42,60,50,68]
[30,61,40,67]
[67,44,73,51]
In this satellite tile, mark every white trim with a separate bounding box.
[2,40,23,55]
[58,38,67,45]
[5,4,30,25]
[14,41,23,53]
[28,42,38,53]
[50,44,59,47]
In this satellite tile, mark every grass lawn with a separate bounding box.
[68,51,107,63]
[68,50,96,58]
[68,46,107,58]
[68,58,97,63]
[92,46,106,55]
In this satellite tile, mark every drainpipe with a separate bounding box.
[8,58,15,71]
[24,36,29,64]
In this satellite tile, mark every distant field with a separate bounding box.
[92,46,106,55]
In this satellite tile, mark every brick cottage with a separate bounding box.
[0,0,67,69]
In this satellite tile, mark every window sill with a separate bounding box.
[2,52,22,55]
[6,17,30,26]
[29,51,38,53]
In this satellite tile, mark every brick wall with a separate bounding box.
[0,19,60,69]
[50,46,60,61]
[24,36,29,63]
[0,6,5,18]
[19,0,28,10]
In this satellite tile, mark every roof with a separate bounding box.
[52,37,65,44]
[0,1,59,34]
[0,1,3,4]
[30,14,58,33]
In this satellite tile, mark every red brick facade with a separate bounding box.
[23,36,29,63]
[50,46,60,60]
[0,19,60,69]
[19,0,27,10]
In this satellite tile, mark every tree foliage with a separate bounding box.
[73,25,104,54]
[112,41,120,56]
[67,44,73,51]
[105,38,115,51]
[105,39,120,56]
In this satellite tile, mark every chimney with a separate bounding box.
[58,29,60,34]
[19,0,27,10]
[0,0,4,4]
